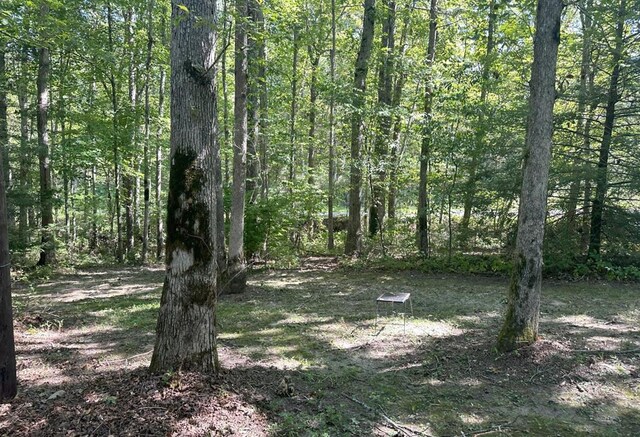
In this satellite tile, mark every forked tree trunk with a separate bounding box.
[497,0,563,352]
[345,0,375,256]
[150,0,222,373]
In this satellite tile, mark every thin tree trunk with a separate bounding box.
[459,0,496,245]
[0,47,8,198]
[369,0,395,237]
[150,0,222,374]
[345,0,376,256]
[227,0,248,294]
[124,9,137,259]
[247,0,260,202]
[588,0,625,257]
[107,3,123,262]
[288,27,299,188]
[565,0,593,235]
[497,0,564,352]
[257,6,268,201]
[156,6,167,261]
[307,48,319,186]
[18,54,30,247]
[327,0,337,251]
[142,0,154,264]
[417,0,438,255]
[387,0,415,221]
[0,119,16,401]
[37,5,54,266]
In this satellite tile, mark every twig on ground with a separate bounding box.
[103,349,153,365]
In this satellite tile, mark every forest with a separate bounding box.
[0,0,639,435]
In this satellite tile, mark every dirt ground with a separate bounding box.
[1,258,639,436]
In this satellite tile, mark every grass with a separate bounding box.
[10,264,640,436]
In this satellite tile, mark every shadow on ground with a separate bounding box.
[1,264,639,436]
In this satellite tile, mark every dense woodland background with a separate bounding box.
[0,0,639,278]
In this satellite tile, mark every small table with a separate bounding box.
[375,293,413,332]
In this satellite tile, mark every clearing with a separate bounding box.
[1,258,639,436]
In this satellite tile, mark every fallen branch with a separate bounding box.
[343,394,429,437]
[571,348,640,354]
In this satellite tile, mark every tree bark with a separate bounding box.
[417,0,437,255]
[227,0,248,294]
[345,0,376,256]
[497,0,563,352]
[588,0,625,257]
[37,3,55,266]
[150,0,222,373]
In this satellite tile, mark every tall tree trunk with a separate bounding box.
[142,0,155,264]
[124,9,137,259]
[150,0,222,373]
[497,0,563,352]
[0,47,8,197]
[417,0,438,255]
[107,3,123,262]
[37,5,55,266]
[227,0,248,294]
[18,52,30,247]
[369,0,395,237]
[257,6,268,201]
[221,0,231,193]
[327,0,337,251]
[0,119,16,401]
[387,0,415,221]
[156,6,167,261]
[307,48,319,186]
[459,0,497,245]
[288,27,299,188]
[565,0,593,236]
[588,0,625,257]
[246,0,260,202]
[345,0,376,256]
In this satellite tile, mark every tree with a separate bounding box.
[369,0,396,238]
[497,0,564,352]
[227,0,249,294]
[0,40,17,402]
[417,0,437,255]
[36,1,54,266]
[150,0,222,373]
[588,0,626,257]
[345,0,376,256]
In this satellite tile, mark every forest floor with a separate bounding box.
[1,257,639,436]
